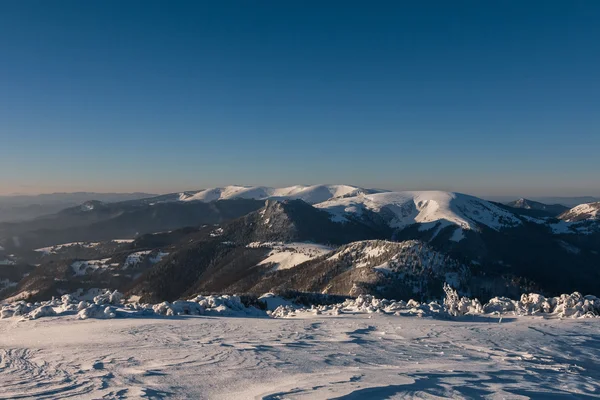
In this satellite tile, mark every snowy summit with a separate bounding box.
[315,191,522,232]
[174,184,383,204]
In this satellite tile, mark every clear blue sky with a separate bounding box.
[1,1,599,196]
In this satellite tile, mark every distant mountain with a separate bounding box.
[529,196,600,207]
[559,202,600,223]
[315,191,522,237]
[0,192,156,222]
[0,199,265,250]
[140,184,386,205]
[504,198,568,217]
[0,192,156,205]
[0,185,384,249]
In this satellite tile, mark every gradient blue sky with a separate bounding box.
[1,1,599,196]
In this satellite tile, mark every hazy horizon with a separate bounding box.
[1,183,599,200]
[2,2,599,198]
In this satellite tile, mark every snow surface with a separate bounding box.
[176,184,378,205]
[1,292,600,398]
[0,259,15,266]
[316,191,522,232]
[251,242,333,271]
[69,288,114,302]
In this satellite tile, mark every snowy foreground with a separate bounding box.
[1,292,600,399]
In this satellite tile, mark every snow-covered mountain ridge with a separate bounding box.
[559,202,600,222]
[171,184,385,204]
[315,191,522,233]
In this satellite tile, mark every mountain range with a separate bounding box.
[1,185,599,304]
[0,192,156,223]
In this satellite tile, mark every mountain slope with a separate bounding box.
[315,191,522,238]
[245,240,475,300]
[128,238,475,303]
[126,199,392,302]
[221,199,392,245]
[559,202,600,222]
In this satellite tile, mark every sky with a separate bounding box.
[0,1,599,197]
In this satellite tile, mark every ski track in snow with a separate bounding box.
[1,315,599,399]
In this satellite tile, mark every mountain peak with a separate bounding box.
[513,198,531,208]
[504,198,569,217]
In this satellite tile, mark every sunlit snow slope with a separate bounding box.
[315,191,522,231]
[177,185,381,204]
[559,202,600,222]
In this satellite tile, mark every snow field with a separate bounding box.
[1,305,599,398]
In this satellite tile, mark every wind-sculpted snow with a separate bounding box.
[3,287,600,323]
[443,284,600,319]
[269,296,447,319]
[269,288,600,320]
[0,290,266,321]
